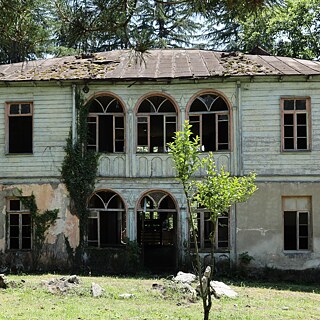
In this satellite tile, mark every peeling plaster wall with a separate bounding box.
[0,183,77,260]
[236,182,320,270]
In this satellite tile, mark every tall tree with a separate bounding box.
[0,0,51,63]
[54,0,276,53]
[204,0,320,59]
[54,0,200,52]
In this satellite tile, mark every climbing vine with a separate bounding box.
[19,192,58,269]
[61,87,99,269]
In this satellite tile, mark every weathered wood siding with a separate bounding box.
[0,82,235,179]
[241,81,320,177]
[0,86,72,178]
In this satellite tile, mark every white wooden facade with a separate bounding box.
[1,50,320,271]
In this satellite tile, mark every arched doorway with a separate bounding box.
[137,191,178,272]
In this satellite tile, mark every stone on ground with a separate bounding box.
[210,281,238,298]
[174,271,197,284]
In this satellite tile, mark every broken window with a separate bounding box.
[281,98,310,151]
[87,190,126,247]
[191,210,229,250]
[7,198,32,250]
[188,94,229,151]
[136,96,177,152]
[87,95,125,153]
[6,102,33,154]
[283,196,311,251]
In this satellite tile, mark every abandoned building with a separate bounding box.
[1,49,320,273]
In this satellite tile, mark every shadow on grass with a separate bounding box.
[222,278,320,294]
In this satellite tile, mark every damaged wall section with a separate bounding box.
[0,183,77,272]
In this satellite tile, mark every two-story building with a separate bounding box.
[1,49,320,272]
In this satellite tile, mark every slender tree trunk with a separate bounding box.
[184,188,212,320]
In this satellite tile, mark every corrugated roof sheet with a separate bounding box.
[0,49,319,82]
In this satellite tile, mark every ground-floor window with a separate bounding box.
[87,190,126,247]
[191,210,229,250]
[7,198,32,250]
[283,196,311,251]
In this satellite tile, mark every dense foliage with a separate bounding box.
[0,0,51,63]
[4,0,320,63]
[205,0,320,59]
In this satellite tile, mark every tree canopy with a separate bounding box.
[0,0,320,63]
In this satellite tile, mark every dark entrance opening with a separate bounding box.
[137,191,177,272]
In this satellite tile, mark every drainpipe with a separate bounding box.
[72,84,76,144]
[237,81,243,176]
[233,81,242,267]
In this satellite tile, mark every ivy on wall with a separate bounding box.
[61,87,99,269]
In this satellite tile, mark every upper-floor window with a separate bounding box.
[136,95,177,153]
[87,95,125,153]
[7,198,32,250]
[6,102,33,154]
[281,98,310,151]
[188,93,229,152]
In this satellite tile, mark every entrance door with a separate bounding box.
[137,191,177,272]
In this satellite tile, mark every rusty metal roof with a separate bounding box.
[1,49,320,82]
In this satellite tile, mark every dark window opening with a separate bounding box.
[87,96,125,153]
[191,211,229,250]
[136,96,177,153]
[189,94,229,151]
[284,211,309,251]
[202,114,215,152]
[7,103,33,154]
[88,191,126,247]
[7,198,32,250]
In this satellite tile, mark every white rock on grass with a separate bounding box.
[210,281,238,299]
[119,293,135,299]
[91,282,104,297]
[174,272,197,284]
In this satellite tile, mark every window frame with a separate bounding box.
[5,102,34,155]
[190,210,229,251]
[187,93,231,152]
[281,97,311,152]
[6,198,32,251]
[136,95,178,153]
[87,190,127,247]
[283,210,310,252]
[87,95,125,153]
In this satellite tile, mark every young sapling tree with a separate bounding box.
[168,120,257,320]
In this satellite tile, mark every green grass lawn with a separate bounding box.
[0,274,320,320]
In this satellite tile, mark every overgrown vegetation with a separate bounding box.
[61,88,99,271]
[18,191,58,269]
[168,121,257,320]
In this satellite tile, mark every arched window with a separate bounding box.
[87,95,125,153]
[188,93,230,151]
[136,95,177,152]
[87,190,126,247]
